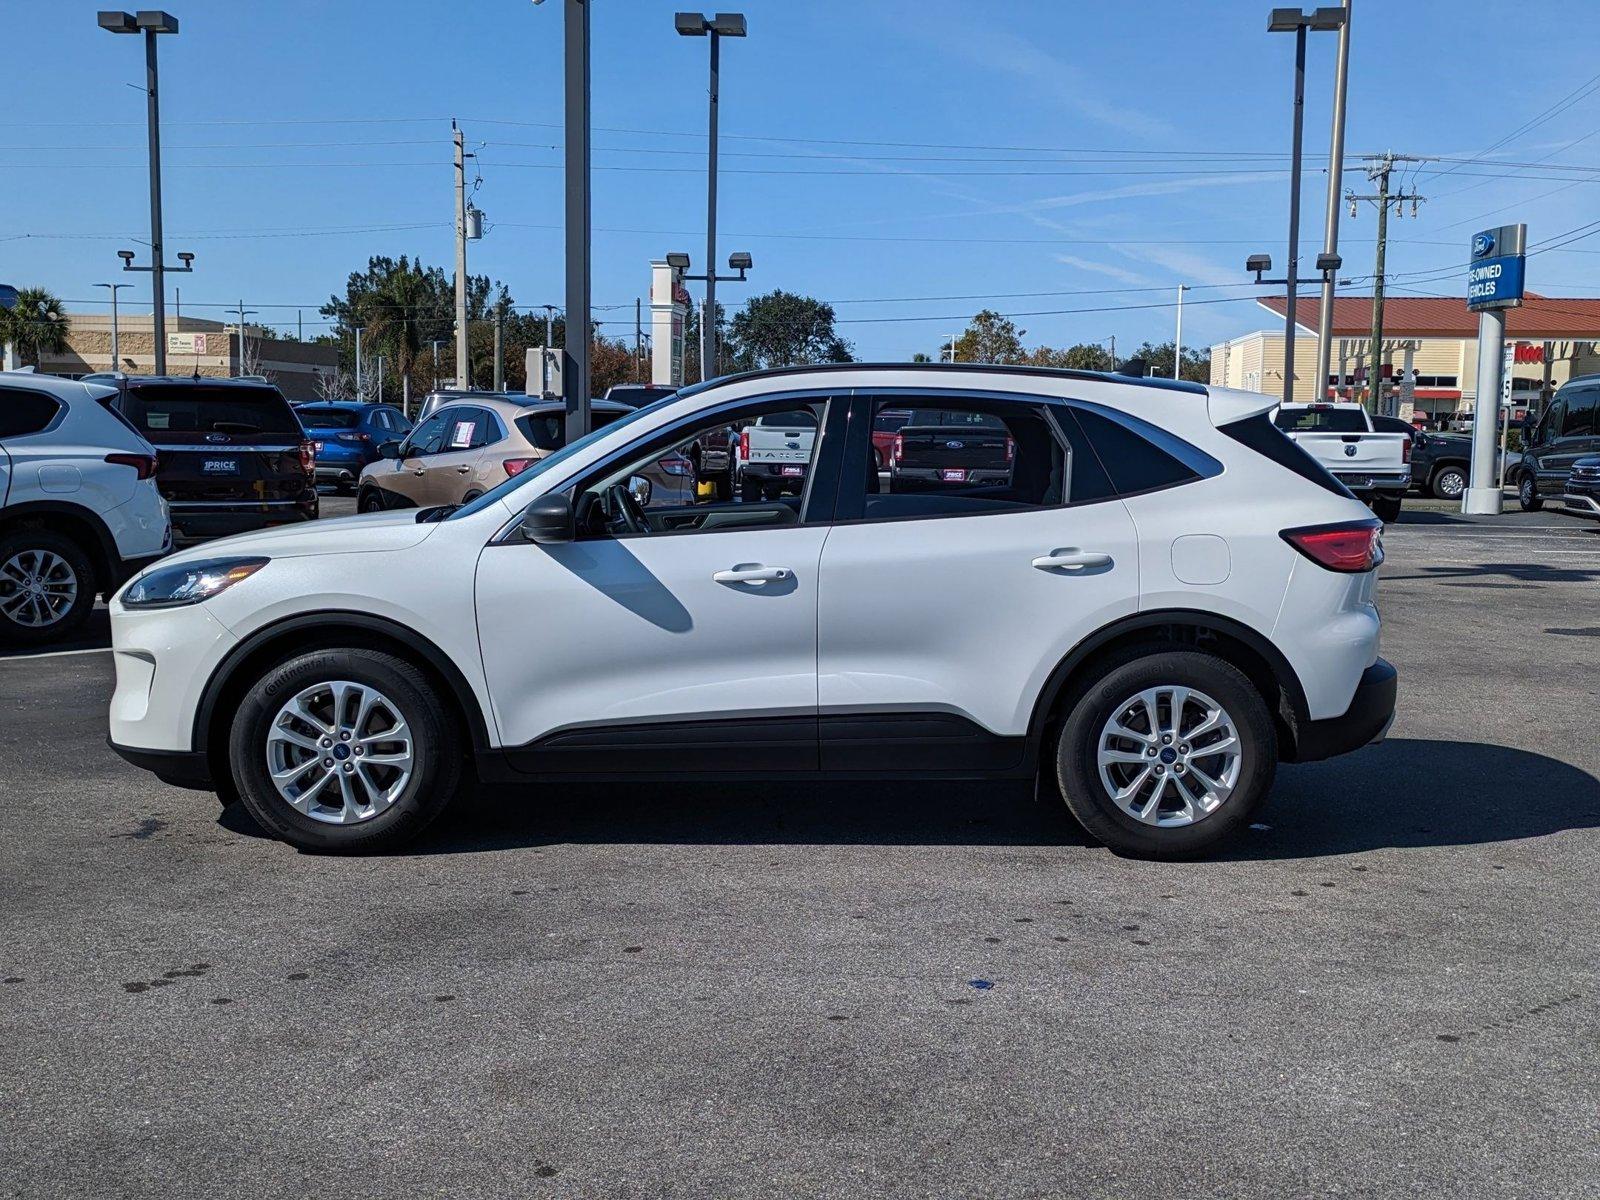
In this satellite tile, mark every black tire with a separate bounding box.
[357,488,387,514]
[1430,465,1467,501]
[337,481,357,497]
[460,490,483,504]
[1371,493,1403,523]
[228,648,464,853]
[1053,647,1277,859]
[740,472,763,503]
[0,527,97,647]
[1518,474,1543,512]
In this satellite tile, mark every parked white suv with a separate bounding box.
[1,373,170,644]
[108,365,1395,858]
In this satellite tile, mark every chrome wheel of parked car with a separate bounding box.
[265,680,415,825]
[0,548,78,629]
[1095,685,1240,828]
[1518,474,1543,512]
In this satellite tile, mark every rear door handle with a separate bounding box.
[456,465,472,473]
[1032,551,1112,571]
[713,565,791,585]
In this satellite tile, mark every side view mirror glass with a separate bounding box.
[377,440,401,460]
[627,474,653,507]
[519,492,574,544]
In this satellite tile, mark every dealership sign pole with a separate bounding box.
[1463,223,1525,515]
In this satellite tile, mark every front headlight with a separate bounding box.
[122,557,270,610]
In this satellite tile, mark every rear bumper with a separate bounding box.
[108,739,213,790]
[1335,470,1411,494]
[1286,658,1397,763]
[315,465,362,485]
[169,499,318,542]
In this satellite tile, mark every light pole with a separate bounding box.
[1259,7,1345,403]
[98,10,187,375]
[354,326,364,399]
[675,250,753,382]
[1174,284,1188,379]
[675,11,746,380]
[945,333,960,364]
[94,282,132,371]
[1314,0,1352,402]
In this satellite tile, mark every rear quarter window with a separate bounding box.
[1067,406,1202,496]
[0,387,63,438]
[1221,413,1352,498]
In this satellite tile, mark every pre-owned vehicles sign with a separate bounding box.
[1467,224,1526,312]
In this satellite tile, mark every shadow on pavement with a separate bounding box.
[0,608,111,659]
[214,736,1600,859]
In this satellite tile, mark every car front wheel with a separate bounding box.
[1519,474,1543,512]
[1053,648,1276,859]
[228,648,464,853]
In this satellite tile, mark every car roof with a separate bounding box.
[679,362,1208,397]
[436,396,631,419]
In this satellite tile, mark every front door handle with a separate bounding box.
[456,465,472,473]
[1032,551,1112,571]
[713,565,792,585]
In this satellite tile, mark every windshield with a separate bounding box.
[297,407,362,429]
[1274,407,1369,434]
[448,396,673,520]
[124,384,301,436]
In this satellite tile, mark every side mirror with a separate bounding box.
[377,440,401,460]
[519,492,574,544]
[627,474,653,507]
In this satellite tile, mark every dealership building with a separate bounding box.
[1209,294,1600,422]
[31,312,339,401]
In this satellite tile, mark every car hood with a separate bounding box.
[154,509,440,567]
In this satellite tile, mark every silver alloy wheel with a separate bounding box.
[1437,468,1465,498]
[265,680,415,825]
[1096,685,1242,828]
[0,549,79,628]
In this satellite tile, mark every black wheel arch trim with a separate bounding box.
[192,611,493,757]
[1025,608,1312,756]
[0,499,121,592]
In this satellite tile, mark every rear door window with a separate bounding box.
[123,384,301,438]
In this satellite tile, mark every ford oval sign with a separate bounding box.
[945,440,965,450]
[1472,231,1496,259]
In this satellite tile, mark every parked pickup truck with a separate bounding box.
[734,410,817,501]
[888,408,1014,492]
[1274,402,1410,522]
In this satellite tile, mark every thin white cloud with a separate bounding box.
[1053,254,1156,286]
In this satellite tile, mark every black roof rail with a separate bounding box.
[677,361,1207,398]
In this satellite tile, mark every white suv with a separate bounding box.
[107,365,1395,858]
[1,373,170,644]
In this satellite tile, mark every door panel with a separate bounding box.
[477,525,829,762]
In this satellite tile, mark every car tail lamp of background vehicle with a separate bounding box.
[104,452,158,480]
[1401,437,1412,465]
[503,457,539,478]
[739,428,750,463]
[298,440,316,475]
[892,433,904,464]
[1280,520,1384,573]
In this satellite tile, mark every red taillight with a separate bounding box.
[892,433,904,464]
[1281,521,1384,573]
[502,457,538,477]
[298,440,316,474]
[739,429,750,461]
[1400,437,1412,464]
[105,452,157,480]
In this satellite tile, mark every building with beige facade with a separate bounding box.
[29,312,339,401]
[1210,294,1600,423]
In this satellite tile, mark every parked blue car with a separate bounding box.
[294,402,412,493]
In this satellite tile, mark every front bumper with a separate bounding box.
[1557,489,1600,520]
[1286,658,1397,763]
[108,739,213,790]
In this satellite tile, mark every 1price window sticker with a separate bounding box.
[450,420,474,449]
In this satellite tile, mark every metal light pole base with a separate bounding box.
[1461,486,1504,516]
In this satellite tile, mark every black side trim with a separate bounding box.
[108,739,214,790]
[506,715,818,776]
[820,712,1025,774]
[193,612,492,755]
[1284,659,1396,763]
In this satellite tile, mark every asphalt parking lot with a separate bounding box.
[2,502,1598,1199]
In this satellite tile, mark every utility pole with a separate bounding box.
[1347,152,1426,413]
[453,120,471,390]
[635,298,643,381]
[297,309,303,341]
[1174,284,1188,379]
[430,339,444,391]
[354,326,363,399]
[1315,0,1353,402]
[492,306,504,392]
[562,0,592,442]
[233,299,257,377]
[375,354,384,405]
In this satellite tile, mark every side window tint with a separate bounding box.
[0,388,64,438]
[467,409,501,449]
[407,411,452,456]
[1559,388,1596,438]
[1068,406,1200,495]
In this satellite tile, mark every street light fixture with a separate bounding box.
[675,10,747,381]
[665,252,691,271]
[98,9,183,374]
[1248,5,1345,403]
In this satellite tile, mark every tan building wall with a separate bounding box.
[38,313,339,401]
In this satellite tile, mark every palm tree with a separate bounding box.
[1,287,69,368]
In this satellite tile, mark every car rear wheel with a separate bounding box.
[357,488,386,514]
[0,529,96,646]
[1371,493,1403,523]
[1431,465,1467,500]
[1053,648,1276,859]
[1518,474,1543,512]
[228,648,464,853]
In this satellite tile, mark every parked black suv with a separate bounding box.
[98,376,317,542]
[1373,415,1476,500]
[1509,374,1600,512]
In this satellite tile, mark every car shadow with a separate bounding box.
[217,736,1600,860]
[0,607,111,659]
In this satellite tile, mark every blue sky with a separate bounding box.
[5,0,1599,360]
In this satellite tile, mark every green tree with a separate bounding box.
[1,287,69,367]
[910,351,934,363]
[951,310,1027,364]
[1028,343,1113,371]
[1126,340,1210,383]
[725,289,853,371]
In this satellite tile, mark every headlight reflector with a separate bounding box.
[123,557,269,609]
